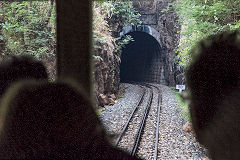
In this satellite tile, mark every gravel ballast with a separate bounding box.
[100,83,206,159]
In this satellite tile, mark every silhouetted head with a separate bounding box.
[187,30,240,159]
[0,55,48,97]
[0,80,138,159]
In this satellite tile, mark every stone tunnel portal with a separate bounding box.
[120,31,167,84]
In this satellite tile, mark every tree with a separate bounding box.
[171,0,240,67]
[0,1,56,59]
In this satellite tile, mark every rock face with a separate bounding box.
[182,122,195,135]
[93,41,119,107]
[40,55,57,81]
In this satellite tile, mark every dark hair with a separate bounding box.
[0,55,48,97]
[0,80,138,159]
[187,30,240,131]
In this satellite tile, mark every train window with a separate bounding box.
[2,0,239,159]
[91,1,210,159]
[0,1,56,81]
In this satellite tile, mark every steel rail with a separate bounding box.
[153,85,162,160]
[142,83,162,159]
[116,82,162,158]
[131,86,153,156]
[114,87,146,146]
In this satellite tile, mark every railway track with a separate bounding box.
[114,83,162,159]
[101,83,207,159]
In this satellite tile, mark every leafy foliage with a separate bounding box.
[0,1,56,59]
[92,1,115,57]
[111,1,141,54]
[170,0,240,67]
[114,35,134,53]
[92,1,141,56]
[110,1,141,27]
[172,88,191,122]
[1,1,140,60]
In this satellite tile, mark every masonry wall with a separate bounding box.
[133,0,180,86]
[120,31,167,84]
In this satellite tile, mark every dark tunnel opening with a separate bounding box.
[120,31,166,84]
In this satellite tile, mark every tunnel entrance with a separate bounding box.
[120,31,167,84]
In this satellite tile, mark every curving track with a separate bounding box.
[100,83,206,159]
[114,83,163,159]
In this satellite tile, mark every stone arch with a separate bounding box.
[120,25,163,48]
[119,25,169,85]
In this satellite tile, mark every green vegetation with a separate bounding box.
[169,0,240,67]
[109,1,141,27]
[0,1,56,59]
[167,0,240,122]
[0,0,140,60]
[171,88,191,122]
[96,109,103,116]
[92,1,141,56]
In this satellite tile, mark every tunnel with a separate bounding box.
[120,31,167,84]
